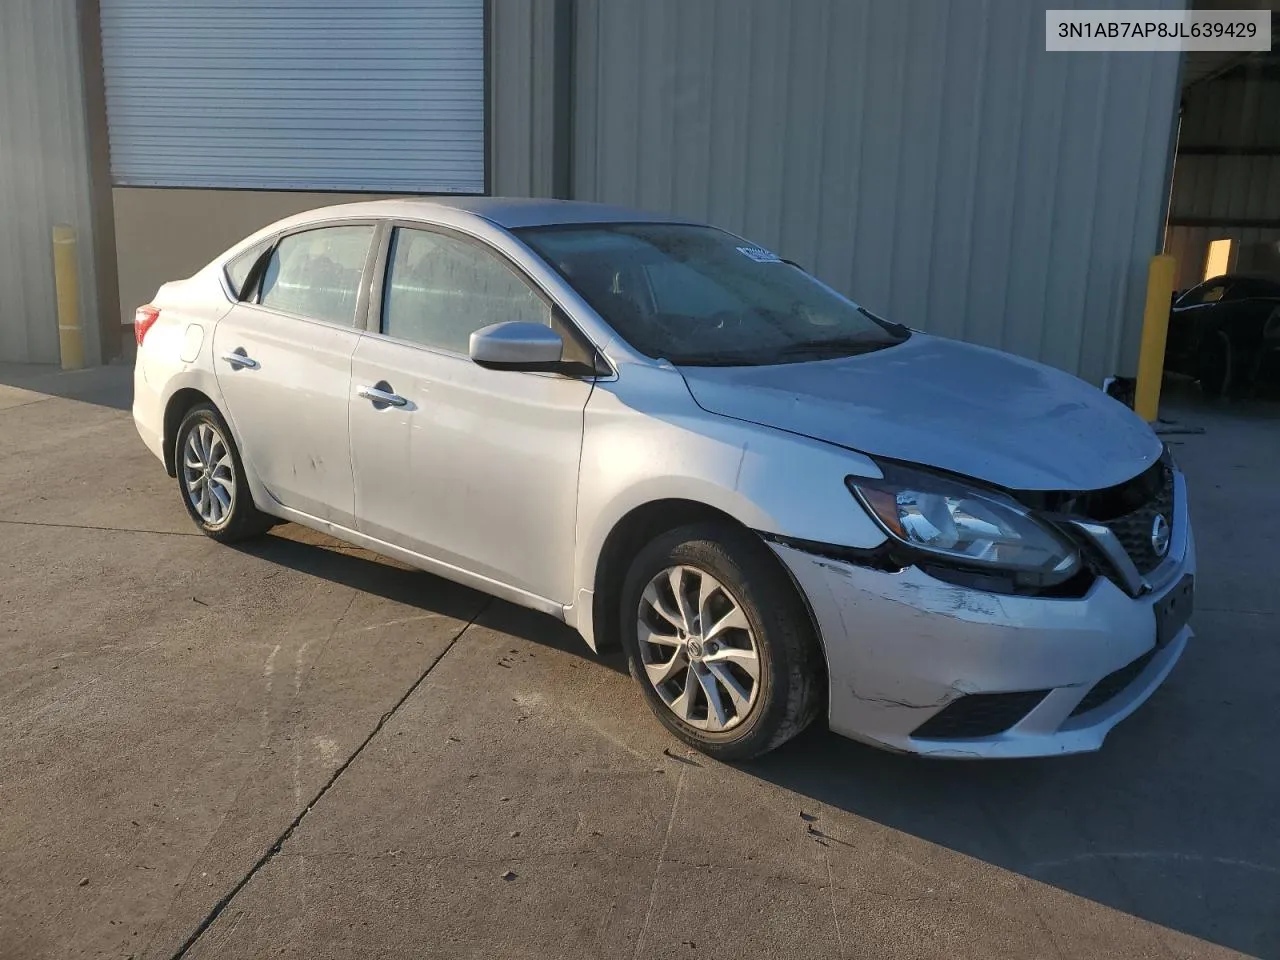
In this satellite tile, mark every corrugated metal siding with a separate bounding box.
[99,0,485,192]
[489,0,560,197]
[572,0,1183,384]
[1167,75,1280,289]
[0,0,100,365]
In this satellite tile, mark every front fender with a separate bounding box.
[571,364,888,646]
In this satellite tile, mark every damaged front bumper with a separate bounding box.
[769,515,1197,759]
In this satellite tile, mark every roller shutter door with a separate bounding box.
[100,0,484,193]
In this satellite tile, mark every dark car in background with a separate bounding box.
[1165,274,1280,397]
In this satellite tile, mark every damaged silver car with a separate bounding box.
[133,198,1195,760]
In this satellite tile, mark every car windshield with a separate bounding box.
[516,223,908,365]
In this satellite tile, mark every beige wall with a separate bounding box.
[112,188,404,327]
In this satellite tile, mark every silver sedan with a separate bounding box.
[132,198,1195,760]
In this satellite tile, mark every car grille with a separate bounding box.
[1048,461,1176,591]
[1069,649,1157,717]
[911,690,1050,740]
[1100,466,1175,576]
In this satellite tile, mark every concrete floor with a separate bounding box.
[0,364,1277,960]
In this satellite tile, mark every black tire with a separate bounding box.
[1197,329,1233,399]
[174,403,274,542]
[619,522,823,761]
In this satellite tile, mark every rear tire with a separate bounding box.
[620,522,823,761]
[175,404,273,543]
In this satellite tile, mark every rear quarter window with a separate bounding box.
[223,240,271,300]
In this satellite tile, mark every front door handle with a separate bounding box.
[357,383,408,408]
[221,350,259,370]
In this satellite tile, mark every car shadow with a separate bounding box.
[739,711,1280,956]
[236,519,1276,957]
[231,527,629,677]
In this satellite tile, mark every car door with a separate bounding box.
[349,223,598,605]
[1168,277,1231,363]
[213,222,378,527]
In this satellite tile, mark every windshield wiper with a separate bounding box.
[664,352,771,367]
[857,305,910,336]
[774,337,898,357]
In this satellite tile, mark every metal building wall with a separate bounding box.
[1166,73,1280,290]
[0,0,100,365]
[489,0,564,198]
[570,0,1184,385]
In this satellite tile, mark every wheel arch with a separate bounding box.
[587,498,824,677]
[571,410,885,658]
[157,377,275,521]
[162,387,216,476]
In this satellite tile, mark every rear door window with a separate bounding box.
[259,225,375,326]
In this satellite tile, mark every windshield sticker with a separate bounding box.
[736,245,782,263]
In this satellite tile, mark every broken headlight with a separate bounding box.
[846,464,1080,587]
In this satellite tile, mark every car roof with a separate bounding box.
[276,196,698,231]
[1203,273,1280,288]
[1233,273,1280,290]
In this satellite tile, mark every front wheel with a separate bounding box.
[620,523,823,760]
[175,404,273,542]
[1198,329,1234,399]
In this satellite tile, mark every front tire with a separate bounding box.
[620,522,823,761]
[1198,329,1233,399]
[175,404,273,542]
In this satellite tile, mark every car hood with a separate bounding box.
[677,333,1162,491]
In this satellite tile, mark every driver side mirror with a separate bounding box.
[469,321,565,371]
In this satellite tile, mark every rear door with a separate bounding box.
[213,222,378,526]
[349,223,597,604]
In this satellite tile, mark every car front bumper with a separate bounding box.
[769,502,1196,759]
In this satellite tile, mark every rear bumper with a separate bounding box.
[771,518,1196,759]
[132,359,165,465]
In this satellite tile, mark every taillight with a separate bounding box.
[134,305,160,345]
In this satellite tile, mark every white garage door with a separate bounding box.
[100,0,485,193]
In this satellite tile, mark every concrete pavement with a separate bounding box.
[0,364,1276,959]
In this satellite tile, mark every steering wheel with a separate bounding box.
[647,311,747,348]
[646,312,691,338]
[706,309,745,332]
[651,310,743,330]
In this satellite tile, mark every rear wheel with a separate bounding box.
[620,522,823,760]
[175,404,273,542]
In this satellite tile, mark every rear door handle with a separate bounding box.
[221,351,259,370]
[357,383,408,408]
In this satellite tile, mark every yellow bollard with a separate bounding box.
[1133,254,1177,423]
[52,223,84,371]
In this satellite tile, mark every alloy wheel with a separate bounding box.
[635,565,761,732]
[182,422,236,526]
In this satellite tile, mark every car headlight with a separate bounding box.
[846,464,1080,586]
